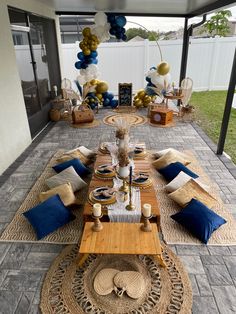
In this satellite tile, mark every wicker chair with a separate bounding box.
[180,77,194,122]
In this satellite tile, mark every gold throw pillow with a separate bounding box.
[57,150,90,165]
[39,182,76,206]
[152,150,191,170]
[168,179,216,208]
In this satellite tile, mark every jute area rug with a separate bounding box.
[40,244,192,314]
[103,114,147,126]
[150,151,236,245]
[71,119,100,129]
[0,151,89,244]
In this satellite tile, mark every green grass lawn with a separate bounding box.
[191,90,236,164]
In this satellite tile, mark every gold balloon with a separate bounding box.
[90,79,97,86]
[144,95,151,103]
[96,93,103,100]
[157,61,170,76]
[82,27,91,37]
[83,48,91,56]
[134,98,143,107]
[137,90,146,99]
[96,82,108,94]
[90,44,97,51]
[79,42,84,49]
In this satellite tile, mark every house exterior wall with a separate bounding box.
[0,0,62,175]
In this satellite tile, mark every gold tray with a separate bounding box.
[94,170,115,180]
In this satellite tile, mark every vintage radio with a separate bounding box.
[150,107,173,125]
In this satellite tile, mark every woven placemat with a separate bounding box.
[149,151,236,245]
[0,150,90,244]
[40,244,193,314]
[103,114,147,126]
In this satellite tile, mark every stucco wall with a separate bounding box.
[0,0,62,175]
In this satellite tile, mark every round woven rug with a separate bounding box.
[40,244,192,314]
[103,114,147,126]
[71,119,100,129]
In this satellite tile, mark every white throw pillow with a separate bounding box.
[153,148,189,160]
[165,171,209,193]
[46,166,87,192]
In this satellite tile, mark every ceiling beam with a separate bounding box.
[187,0,236,16]
[55,11,187,18]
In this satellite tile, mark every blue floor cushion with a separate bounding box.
[53,158,91,177]
[23,195,75,240]
[171,198,226,244]
[158,162,198,182]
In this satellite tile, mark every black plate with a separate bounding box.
[93,187,112,200]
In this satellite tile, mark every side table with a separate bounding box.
[77,222,166,268]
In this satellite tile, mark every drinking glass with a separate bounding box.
[116,191,128,204]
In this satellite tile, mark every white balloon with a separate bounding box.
[91,23,110,42]
[94,12,107,26]
[164,73,172,91]
[77,75,86,85]
[151,74,165,88]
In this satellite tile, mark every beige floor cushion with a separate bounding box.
[78,146,96,158]
[169,179,216,208]
[46,166,87,192]
[152,150,191,170]
[153,148,190,160]
[39,182,76,206]
[165,171,209,193]
[56,149,90,165]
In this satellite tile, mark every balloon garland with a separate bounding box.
[75,12,128,109]
[133,62,172,108]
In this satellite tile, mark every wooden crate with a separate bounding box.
[150,107,173,125]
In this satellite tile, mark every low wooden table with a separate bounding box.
[83,152,160,228]
[78,222,166,268]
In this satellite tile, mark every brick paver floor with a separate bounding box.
[0,109,235,313]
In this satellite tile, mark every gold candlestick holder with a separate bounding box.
[116,172,129,193]
[91,214,103,232]
[126,183,135,211]
[140,214,152,232]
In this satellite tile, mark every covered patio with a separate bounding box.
[0,0,236,313]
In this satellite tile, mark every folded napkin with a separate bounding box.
[93,187,117,199]
[133,173,149,183]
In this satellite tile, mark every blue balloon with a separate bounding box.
[81,62,87,69]
[75,61,82,69]
[107,14,116,23]
[103,98,110,106]
[109,28,116,35]
[110,99,118,108]
[90,51,98,58]
[86,57,94,64]
[120,27,126,34]
[103,92,109,99]
[92,58,98,64]
[116,16,126,27]
[87,92,95,98]
[116,33,122,40]
[145,87,156,96]
[107,93,114,100]
[122,34,127,41]
[77,52,85,61]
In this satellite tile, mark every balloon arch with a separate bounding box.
[74,12,171,109]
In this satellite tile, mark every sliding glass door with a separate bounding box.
[8,8,61,138]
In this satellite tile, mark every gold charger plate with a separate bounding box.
[88,187,116,205]
[131,178,152,189]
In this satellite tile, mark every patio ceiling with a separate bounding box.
[44,0,236,17]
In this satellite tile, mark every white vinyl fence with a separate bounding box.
[61,37,236,94]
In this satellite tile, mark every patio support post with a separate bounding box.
[217,48,236,155]
[179,18,189,84]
